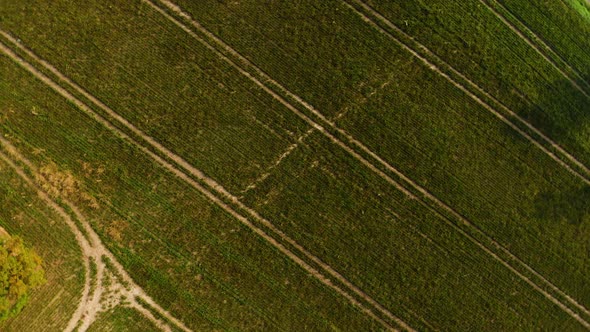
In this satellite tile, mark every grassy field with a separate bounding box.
[0,0,589,330]
[87,306,160,332]
[146,0,590,314]
[2,0,311,194]
[499,0,590,82]
[167,0,590,165]
[153,0,590,309]
[0,159,84,331]
[359,0,590,166]
[0,54,381,330]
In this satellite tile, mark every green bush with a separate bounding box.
[0,235,46,321]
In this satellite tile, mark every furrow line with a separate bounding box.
[239,127,314,196]
[345,0,590,184]
[145,0,590,325]
[0,33,407,331]
[480,0,590,98]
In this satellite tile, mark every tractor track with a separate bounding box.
[0,31,408,331]
[144,0,590,327]
[0,137,184,332]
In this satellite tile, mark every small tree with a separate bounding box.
[0,235,46,321]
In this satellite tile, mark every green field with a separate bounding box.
[87,306,161,332]
[0,0,589,330]
[0,158,84,331]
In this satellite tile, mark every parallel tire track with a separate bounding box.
[342,0,590,324]
[0,32,410,331]
[344,0,590,186]
[343,0,590,324]
[479,0,590,98]
[145,0,590,327]
[0,138,182,332]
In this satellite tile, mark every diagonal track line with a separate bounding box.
[0,149,95,332]
[479,0,590,99]
[344,0,590,186]
[144,0,590,326]
[340,1,590,317]
[0,138,186,332]
[141,0,418,201]
[0,33,409,331]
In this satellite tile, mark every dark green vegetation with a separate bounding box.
[0,234,45,321]
[361,0,590,164]
[499,0,590,83]
[0,0,589,330]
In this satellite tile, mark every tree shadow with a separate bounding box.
[522,77,590,149]
[534,186,590,225]
[513,76,590,225]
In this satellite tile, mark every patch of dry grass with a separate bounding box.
[35,162,99,209]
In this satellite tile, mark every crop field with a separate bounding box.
[87,306,161,332]
[0,0,589,331]
[0,156,84,331]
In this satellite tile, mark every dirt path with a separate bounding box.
[0,137,186,332]
[141,0,590,326]
[0,31,405,331]
[0,148,94,331]
[479,0,590,98]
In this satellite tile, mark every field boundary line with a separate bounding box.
[480,0,590,98]
[344,0,590,185]
[239,78,381,197]
[145,0,590,325]
[0,32,409,331]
